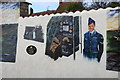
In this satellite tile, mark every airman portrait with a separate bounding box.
[83,17,104,62]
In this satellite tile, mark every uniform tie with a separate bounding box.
[90,33,92,37]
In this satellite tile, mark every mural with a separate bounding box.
[24,26,44,43]
[0,24,18,62]
[83,17,104,62]
[107,9,120,71]
[45,16,80,60]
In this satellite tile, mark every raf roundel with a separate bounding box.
[26,45,37,55]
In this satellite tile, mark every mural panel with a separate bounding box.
[0,24,18,62]
[107,9,120,72]
[45,16,80,60]
[24,26,44,43]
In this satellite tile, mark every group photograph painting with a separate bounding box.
[24,25,44,43]
[45,16,80,60]
[106,9,120,72]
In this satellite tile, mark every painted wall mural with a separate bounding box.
[107,9,120,72]
[1,7,120,78]
[45,16,80,60]
[24,26,44,43]
[0,24,18,62]
[83,17,104,62]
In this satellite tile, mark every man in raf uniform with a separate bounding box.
[83,17,104,62]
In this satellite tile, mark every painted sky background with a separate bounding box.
[26,0,59,13]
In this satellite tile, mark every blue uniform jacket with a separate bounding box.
[83,30,104,62]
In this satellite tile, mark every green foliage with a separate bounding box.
[107,30,120,53]
[107,2,120,8]
[61,3,84,12]
[58,2,120,13]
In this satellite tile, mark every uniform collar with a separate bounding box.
[89,30,96,34]
[90,30,95,34]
